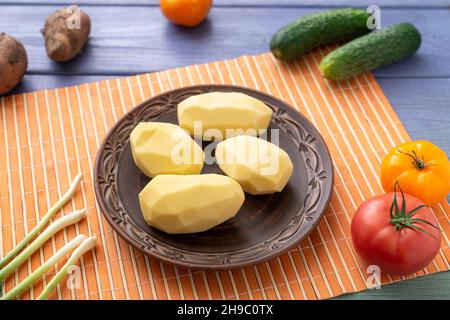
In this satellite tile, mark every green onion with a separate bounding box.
[0,234,87,300]
[0,173,83,269]
[0,209,86,282]
[37,236,97,300]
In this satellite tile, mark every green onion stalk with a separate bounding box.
[37,236,97,300]
[0,209,86,282]
[0,173,83,269]
[0,234,88,300]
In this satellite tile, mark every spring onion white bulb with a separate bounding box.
[37,236,97,300]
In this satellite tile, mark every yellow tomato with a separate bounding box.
[160,0,212,27]
[381,140,450,205]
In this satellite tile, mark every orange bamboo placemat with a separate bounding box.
[1,50,450,300]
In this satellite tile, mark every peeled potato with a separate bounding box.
[216,135,293,195]
[177,92,273,140]
[130,122,204,178]
[139,174,245,234]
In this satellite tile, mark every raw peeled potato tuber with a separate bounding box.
[0,33,28,96]
[216,135,294,195]
[130,122,204,178]
[41,6,91,62]
[139,174,245,234]
[177,92,273,140]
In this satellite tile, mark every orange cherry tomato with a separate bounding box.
[380,140,450,205]
[160,0,212,27]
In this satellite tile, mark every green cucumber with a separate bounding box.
[320,23,421,81]
[270,8,371,61]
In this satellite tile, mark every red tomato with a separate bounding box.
[351,184,441,276]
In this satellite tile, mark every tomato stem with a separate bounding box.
[397,149,428,170]
[389,181,440,239]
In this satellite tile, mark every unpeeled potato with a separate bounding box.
[0,33,28,96]
[41,6,91,62]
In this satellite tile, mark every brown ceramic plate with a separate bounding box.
[94,85,333,270]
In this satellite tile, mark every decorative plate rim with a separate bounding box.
[93,84,334,270]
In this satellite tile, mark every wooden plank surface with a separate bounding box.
[374,78,450,154]
[1,5,449,76]
[337,272,450,299]
[1,0,449,299]
[5,0,450,7]
[8,75,113,94]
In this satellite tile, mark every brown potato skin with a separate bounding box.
[0,33,28,96]
[42,6,91,62]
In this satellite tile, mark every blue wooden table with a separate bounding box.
[2,0,450,299]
